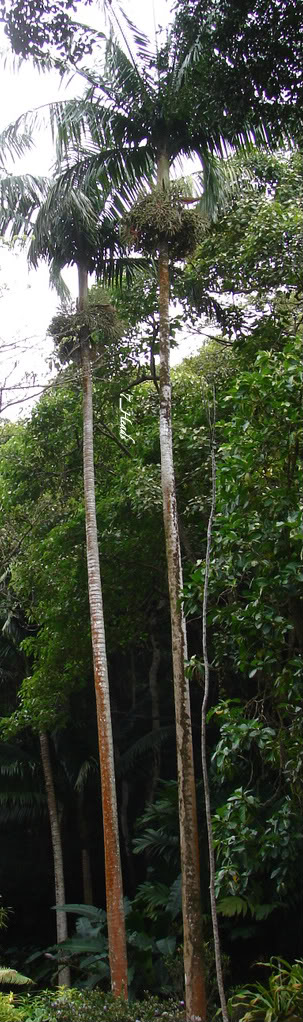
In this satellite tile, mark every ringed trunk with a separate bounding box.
[39,731,70,987]
[157,156,206,1022]
[78,265,128,997]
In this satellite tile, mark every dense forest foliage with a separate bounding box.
[0,2,302,1021]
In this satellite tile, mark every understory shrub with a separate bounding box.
[17,990,187,1022]
[228,958,303,1021]
[0,991,24,1021]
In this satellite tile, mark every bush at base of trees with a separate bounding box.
[17,990,186,1022]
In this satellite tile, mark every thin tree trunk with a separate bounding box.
[81,847,94,906]
[201,411,229,1022]
[77,791,94,905]
[146,620,161,806]
[39,731,70,987]
[157,156,206,1022]
[78,264,128,998]
[120,778,136,894]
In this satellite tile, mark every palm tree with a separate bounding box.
[0,178,129,997]
[35,185,129,998]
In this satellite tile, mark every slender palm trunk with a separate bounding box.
[78,264,128,998]
[39,731,70,987]
[146,622,161,806]
[157,155,206,1022]
[201,428,229,1022]
[77,791,94,905]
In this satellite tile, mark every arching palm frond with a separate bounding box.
[28,185,102,268]
[51,96,154,189]
[0,742,46,824]
[0,123,34,170]
[0,173,49,238]
[0,967,33,985]
[74,757,98,793]
[196,152,239,221]
[103,0,156,86]
[0,788,46,823]
[104,35,154,105]
[116,725,175,778]
[26,176,136,291]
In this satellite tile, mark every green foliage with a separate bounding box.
[183,330,303,939]
[44,897,181,998]
[51,904,109,990]
[133,781,180,868]
[175,0,303,141]
[229,958,303,1022]
[212,785,302,920]
[0,0,97,66]
[18,989,186,1022]
[0,260,302,978]
[0,903,9,931]
[183,150,303,335]
[0,992,25,1021]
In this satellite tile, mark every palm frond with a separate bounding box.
[105,34,154,103]
[54,903,106,925]
[74,758,98,793]
[0,123,34,169]
[0,743,35,766]
[48,262,71,303]
[0,173,48,238]
[134,826,179,860]
[54,146,154,209]
[26,174,135,287]
[103,1,156,87]
[0,791,46,823]
[117,725,175,777]
[50,96,154,186]
[0,967,33,985]
[196,152,240,221]
[176,38,204,89]
[133,880,171,919]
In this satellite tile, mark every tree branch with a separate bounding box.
[95,419,133,458]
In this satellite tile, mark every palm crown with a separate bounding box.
[50,18,269,195]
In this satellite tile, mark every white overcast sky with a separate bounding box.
[0,0,205,420]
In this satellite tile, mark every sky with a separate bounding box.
[0,0,204,421]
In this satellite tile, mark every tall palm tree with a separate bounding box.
[36,185,129,998]
[0,178,129,997]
